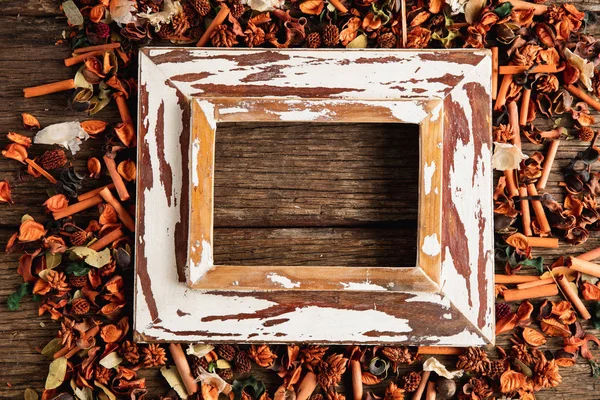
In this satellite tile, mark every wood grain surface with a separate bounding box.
[0,1,600,398]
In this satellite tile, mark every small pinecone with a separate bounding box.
[457,347,491,375]
[121,340,141,365]
[71,298,90,315]
[495,302,511,320]
[68,274,88,288]
[306,32,321,48]
[190,0,211,16]
[217,344,237,361]
[234,351,252,374]
[211,24,238,47]
[230,2,245,18]
[70,230,88,246]
[488,359,507,379]
[39,149,67,170]
[578,126,595,142]
[322,24,340,47]
[402,371,421,392]
[95,365,113,385]
[310,395,323,400]
[217,368,234,381]
[377,32,397,48]
[191,355,209,377]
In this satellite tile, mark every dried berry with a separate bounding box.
[578,126,595,142]
[71,297,90,315]
[401,371,421,392]
[39,149,67,170]
[217,344,237,361]
[234,351,252,374]
[307,32,322,48]
[190,0,211,16]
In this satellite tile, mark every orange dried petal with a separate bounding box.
[80,120,108,135]
[19,219,46,242]
[0,180,13,204]
[299,0,324,15]
[21,113,40,129]
[87,157,102,178]
[515,300,533,326]
[505,233,529,250]
[100,324,123,343]
[582,282,600,301]
[7,132,32,147]
[540,317,571,337]
[340,17,361,46]
[117,160,136,182]
[99,203,118,225]
[114,122,135,147]
[106,76,129,97]
[43,194,69,212]
[522,327,546,347]
[2,143,28,163]
[361,371,382,385]
[500,370,527,393]
[90,4,106,23]
[33,278,51,296]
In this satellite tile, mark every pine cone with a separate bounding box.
[95,365,113,385]
[142,344,168,367]
[488,359,508,379]
[384,382,405,400]
[234,350,252,374]
[578,126,595,142]
[218,368,234,381]
[401,371,421,392]
[496,302,512,320]
[244,22,265,47]
[70,230,88,246]
[322,24,340,47]
[310,395,323,400]
[307,32,321,48]
[317,353,348,389]
[121,340,141,365]
[211,24,238,47]
[190,355,209,378]
[39,149,67,170]
[248,344,277,367]
[71,297,90,315]
[46,270,70,294]
[493,124,514,143]
[68,274,88,288]
[377,32,397,48]
[535,74,559,93]
[510,344,538,366]
[190,0,211,16]
[189,25,204,40]
[217,344,237,361]
[300,345,328,372]
[457,347,491,375]
[381,347,418,371]
[230,2,245,18]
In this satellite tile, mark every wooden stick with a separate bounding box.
[65,345,82,359]
[53,344,74,359]
[567,257,600,278]
[350,360,362,400]
[495,73,513,111]
[518,186,532,236]
[53,195,103,220]
[504,170,519,197]
[556,274,591,320]
[418,346,463,355]
[99,187,135,231]
[103,155,130,201]
[400,0,407,48]
[536,140,560,190]
[73,42,121,54]
[77,184,116,201]
[328,0,348,13]
[517,277,555,290]
[500,0,547,15]
[577,246,600,262]
[565,84,600,112]
[526,237,558,248]
[507,101,520,149]
[24,159,57,184]
[503,283,558,302]
[23,79,75,98]
[412,371,430,400]
[519,89,531,126]
[64,50,106,67]
[425,381,436,400]
[114,93,132,125]
[495,274,540,284]
[169,343,199,396]
[197,5,230,47]
[527,184,551,235]
[88,227,124,251]
[296,372,317,400]
[492,47,498,100]
[499,65,559,75]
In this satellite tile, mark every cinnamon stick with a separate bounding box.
[77,184,116,201]
[114,93,132,125]
[103,154,130,201]
[64,49,106,67]
[425,381,436,400]
[350,360,362,400]
[88,227,124,251]
[169,343,199,396]
[297,372,317,400]
[556,274,591,319]
[197,5,230,47]
[567,257,600,278]
[418,346,463,355]
[492,47,498,100]
[73,42,121,54]
[503,283,558,301]
[23,79,75,98]
[25,158,57,184]
[504,170,519,197]
[495,73,513,111]
[495,274,540,284]
[499,64,559,75]
[565,84,600,112]
[527,184,551,235]
[65,345,82,359]
[328,0,348,13]
[519,89,531,126]
[53,344,74,359]
[577,246,600,262]
[517,277,555,290]
[99,187,135,231]
[500,0,547,14]
[412,371,430,400]
[518,186,532,236]
[536,140,560,190]
[507,101,520,149]
[526,237,558,248]
[53,195,103,220]
[400,0,407,48]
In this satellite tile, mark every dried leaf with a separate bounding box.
[299,0,324,15]
[19,220,46,242]
[95,381,116,400]
[346,34,368,48]
[465,0,486,24]
[361,371,382,385]
[186,344,215,358]
[541,267,577,282]
[7,282,30,311]
[505,233,529,250]
[100,352,123,369]
[582,282,600,301]
[45,357,68,390]
[161,366,189,399]
[2,143,28,163]
[22,113,40,130]
[43,194,69,212]
[540,317,571,337]
[101,324,123,343]
[7,132,32,147]
[0,180,13,204]
[114,122,135,147]
[500,370,527,393]
[522,327,546,347]
[117,160,136,182]
[71,247,111,268]
[41,338,63,358]
[80,120,108,135]
[24,388,39,400]
[88,157,102,178]
[99,204,118,225]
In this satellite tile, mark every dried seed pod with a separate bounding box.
[522,327,547,347]
[190,0,211,16]
[377,32,397,48]
[322,24,340,47]
[22,113,40,130]
[68,274,88,288]
[534,23,555,47]
[71,297,90,315]
[217,344,237,361]
[234,351,252,374]
[217,368,234,381]
[578,126,595,142]
[401,371,421,392]
[306,32,321,48]
[39,149,68,170]
[435,377,456,399]
[563,63,580,85]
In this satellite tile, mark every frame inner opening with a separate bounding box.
[212,121,419,267]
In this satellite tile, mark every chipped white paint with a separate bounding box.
[340,281,387,291]
[443,313,452,319]
[423,161,436,195]
[196,100,217,130]
[422,234,441,257]
[219,107,249,115]
[189,240,213,284]
[267,273,300,289]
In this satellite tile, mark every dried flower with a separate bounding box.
[39,149,67,170]
[300,345,328,372]
[244,22,266,47]
[406,26,431,48]
[383,382,404,400]
[143,343,168,367]
[22,113,40,130]
[401,371,421,392]
[210,24,239,47]
[492,142,528,171]
[533,356,561,389]
[121,340,141,364]
[318,353,348,388]
[456,347,490,375]
[0,181,13,204]
[95,365,114,385]
[33,270,70,296]
[248,344,277,367]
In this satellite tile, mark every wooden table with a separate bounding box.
[1,0,600,398]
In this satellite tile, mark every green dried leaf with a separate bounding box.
[46,252,63,270]
[432,30,460,48]
[592,302,600,330]
[7,283,30,311]
[232,376,266,400]
[590,360,600,378]
[346,34,368,48]
[45,357,68,390]
[41,338,64,358]
[24,388,39,400]
[517,256,544,275]
[65,261,90,277]
[70,247,111,268]
[369,357,389,377]
[493,2,513,18]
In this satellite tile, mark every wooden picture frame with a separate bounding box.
[135,48,494,345]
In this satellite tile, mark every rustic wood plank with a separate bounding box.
[1,1,61,17]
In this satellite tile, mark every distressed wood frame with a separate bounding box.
[135,48,494,345]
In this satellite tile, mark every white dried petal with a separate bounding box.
[138,0,183,30]
[492,142,528,171]
[34,121,89,155]
[423,357,463,379]
[62,1,84,26]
